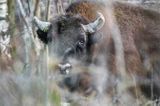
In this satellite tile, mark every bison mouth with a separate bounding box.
[58,71,97,97]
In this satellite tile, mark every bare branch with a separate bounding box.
[33,0,40,16]
[55,0,65,14]
[16,0,33,75]
[26,0,31,15]
[45,0,51,20]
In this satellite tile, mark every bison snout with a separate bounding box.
[58,62,72,74]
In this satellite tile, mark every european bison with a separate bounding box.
[34,0,160,100]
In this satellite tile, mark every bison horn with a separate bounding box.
[33,16,51,32]
[81,12,105,33]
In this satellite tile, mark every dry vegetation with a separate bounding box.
[0,0,160,106]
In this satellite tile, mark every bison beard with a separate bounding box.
[34,1,160,101]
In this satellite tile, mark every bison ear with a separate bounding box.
[36,29,52,44]
[33,17,52,44]
[81,12,105,33]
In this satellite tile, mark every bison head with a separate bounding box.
[33,12,105,74]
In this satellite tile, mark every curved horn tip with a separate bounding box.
[33,16,38,23]
[97,12,105,23]
[82,12,105,33]
[33,16,37,20]
[33,16,51,32]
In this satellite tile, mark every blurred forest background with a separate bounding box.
[0,0,160,75]
[0,0,160,106]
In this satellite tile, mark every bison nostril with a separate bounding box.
[58,63,72,75]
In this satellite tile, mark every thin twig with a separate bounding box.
[45,0,51,21]
[33,0,40,16]
[17,0,33,75]
[55,0,65,14]
[27,0,31,15]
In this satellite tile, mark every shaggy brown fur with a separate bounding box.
[63,0,160,100]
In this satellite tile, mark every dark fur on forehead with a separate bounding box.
[58,13,88,24]
[56,14,89,34]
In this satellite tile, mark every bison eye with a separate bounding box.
[77,39,86,49]
[75,39,85,53]
[78,40,85,45]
